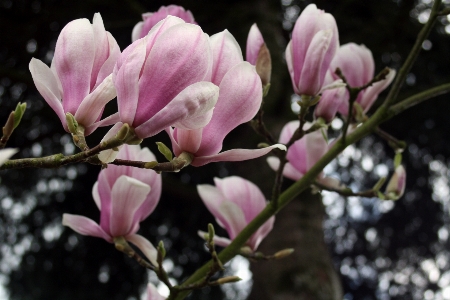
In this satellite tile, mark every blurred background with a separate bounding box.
[0,0,450,299]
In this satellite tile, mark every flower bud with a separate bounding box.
[286,4,339,96]
[246,24,272,86]
[385,165,406,200]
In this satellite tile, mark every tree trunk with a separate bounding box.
[248,190,343,300]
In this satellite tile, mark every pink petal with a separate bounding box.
[360,68,396,112]
[130,149,162,222]
[131,21,144,42]
[304,130,328,170]
[278,120,299,144]
[98,123,123,163]
[191,144,286,167]
[126,234,158,266]
[134,23,212,126]
[97,170,112,233]
[248,216,275,250]
[116,39,146,125]
[91,13,109,90]
[266,157,304,181]
[196,62,262,157]
[29,58,66,128]
[215,176,267,223]
[89,112,120,130]
[110,175,151,237]
[165,127,182,157]
[291,4,323,80]
[134,81,219,139]
[74,74,116,128]
[62,214,111,242]
[143,16,187,56]
[54,18,95,114]
[171,108,214,131]
[285,41,299,94]
[94,32,121,90]
[92,181,101,210]
[197,184,227,225]
[246,24,264,65]
[314,87,348,123]
[210,29,243,85]
[298,29,333,96]
[218,201,247,240]
[331,43,374,87]
[174,128,203,154]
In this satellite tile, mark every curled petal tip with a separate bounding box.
[274,144,287,151]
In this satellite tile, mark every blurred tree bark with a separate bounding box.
[248,190,343,300]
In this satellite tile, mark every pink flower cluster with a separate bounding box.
[31,6,281,262]
[27,3,404,277]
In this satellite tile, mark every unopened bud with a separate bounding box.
[116,123,130,141]
[157,240,166,261]
[214,276,241,285]
[13,102,26,129]
[207,223,215,242]
[274,248,294,260]
[65,113,78,134]
[156,142,173,161]
[246,24,271,87]
[256,43,271,87]
[385,165,406,200]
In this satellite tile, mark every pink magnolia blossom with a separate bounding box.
[267,121,332,183]
[167,30,285,166]
[29,13,120,135]
[63,145,161,265]
[327,43,396,114]
[385,165,406,200]
[197,176,275,251]
[246,23,271,86]
[286,4,339,96]
[132,5,196,42]
[115,16,218,140]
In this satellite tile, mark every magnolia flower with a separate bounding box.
[327,43,396,114]
[63,145,161,265]
[132,5,196,42]
[385,165,406,200]
[167,30,285,166]
[286,4,339,96]
[115,16,218,141]
[29,13,120,135]
[246,24,271,86]
[0,148,18,166]
[267,121,337,186]
[198,176,275,251]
